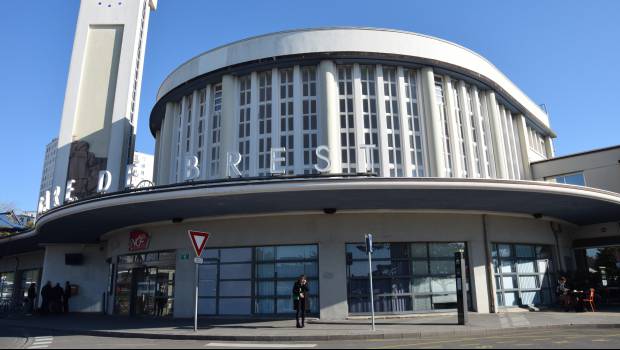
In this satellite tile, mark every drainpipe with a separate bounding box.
[482,215,496,313]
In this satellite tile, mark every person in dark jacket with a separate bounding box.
[292,275,309,328]
[40,281,52,315]
[52,283,64,314]
[63,282,71,314]
[27,283,37,315]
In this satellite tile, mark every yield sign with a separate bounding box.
[188,230,210,257]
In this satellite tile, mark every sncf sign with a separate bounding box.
[129,230,150,252]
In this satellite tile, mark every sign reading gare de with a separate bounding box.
[37,144,379,214]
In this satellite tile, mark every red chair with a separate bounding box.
[583,288,596,312]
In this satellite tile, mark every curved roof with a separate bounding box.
[152,27,551,132]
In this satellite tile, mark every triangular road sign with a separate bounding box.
[188,230,210,257]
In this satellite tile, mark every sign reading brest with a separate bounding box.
[37,144,377,214]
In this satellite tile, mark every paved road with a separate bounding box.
[1,327,619,349]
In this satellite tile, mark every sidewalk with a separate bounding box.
[1,311,620,341]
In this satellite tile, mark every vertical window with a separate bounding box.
[338,66,356,173]
[173,102,183,182]
[185,94,193,153]
[302,67,319,174]
[360,65,380,174]
[466,88,482,178]
[257,71,273,176]
[279,69,295,174]
[477,91,495,177]
[196,89,207,166]
[493,244,556,307]
[404,70,426,177]
[237,75,252,176]
[451,83,469,178]
[209,84,222,178]
[383,67,403,177]
[434,76,453,177]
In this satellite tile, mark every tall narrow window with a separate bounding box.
[237,75,252,176]
[466,88,482,178]
[477,91,495,177]
[196,89,207,167]
[338,66,356,173]
[257,71,273,176]
[360,65,380,174]
[382,67,403,177]
[301,67,319,174]
[451,83,468,178]
[434,76,453,177]
[209,83,222,178]
[185,94,193,154]
[173,102,183,182]
[403,70,425,177]
[279,69,295,174]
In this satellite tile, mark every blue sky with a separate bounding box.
[1,0,619,211]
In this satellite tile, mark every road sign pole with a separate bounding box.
[188,231,210,333]
[366,234,376,332]
[194,261,199,332]
[368,249,376,331]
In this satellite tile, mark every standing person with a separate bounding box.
[40,281,52,315]
[63,282,72,314]
[292,275,309,328]
[27,282,37,315]
[53,283,64,314]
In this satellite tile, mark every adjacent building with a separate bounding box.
[1,20,619,320]
[38,138,58,204]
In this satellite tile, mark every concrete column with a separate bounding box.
[486,92,508,179]
[157,102,175,185]
[219,75,236,178]
[420,67,445,177]
[352,64,366,172]
[515,114,533,180]
[319,60,341,174]
[153,131,161,184]
[376,65,390,176]
[318,239,348,320]
[443,77,463,177]
[293,66,304,174]
[545,137,555,158]
[173,247,194,318]
[458,81,477,178]
[397,67,413,177]
[469,235,491,313]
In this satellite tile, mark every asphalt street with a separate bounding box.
[1,327,619,349]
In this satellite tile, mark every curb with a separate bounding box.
[4,323,620,342]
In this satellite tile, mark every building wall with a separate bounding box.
[103,211,563,319]
[38,138,58,205]
[0,250,44,274]
[532,146,620,193]
[39,244,109,313]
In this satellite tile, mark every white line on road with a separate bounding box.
[27,336,53,349]
[205,343,317,348]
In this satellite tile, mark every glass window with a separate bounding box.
[548,173,586,187]
[199,244,318,316]
[338,66,357,173]
[346,242,470,314]
[492,243,555,308]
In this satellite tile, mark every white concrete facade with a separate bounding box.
[52,0,157,198]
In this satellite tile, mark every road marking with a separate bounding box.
[205,343,317,348]
[28,336,53,349]
[592,339,610,342]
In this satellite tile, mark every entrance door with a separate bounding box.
[130,267,175,317]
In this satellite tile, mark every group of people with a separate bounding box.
[26,281,72,315]
[556,276,593,312]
